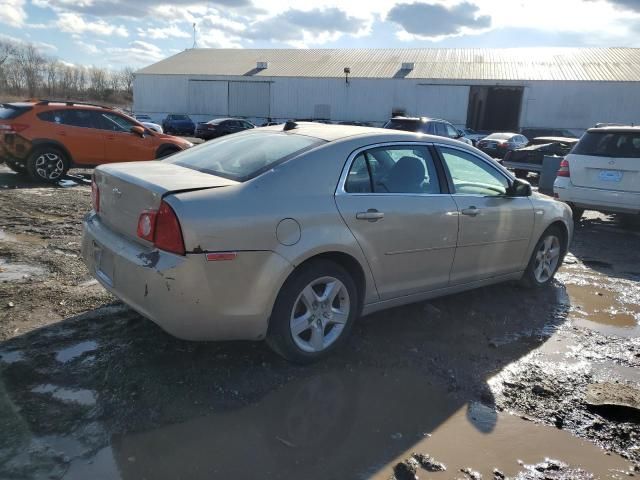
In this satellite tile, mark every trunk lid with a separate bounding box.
[567,154,639,192]
[94,162,238,242]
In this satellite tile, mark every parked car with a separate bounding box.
[162,114,196,135]
[383,116,466,142]
[0,100,192,183]
[141,122,163,134]
[194,118,255,140]
[554,126,640,220]
[82,123,572,363]
[521,128,578,139]
[134,114,153,123]
[503,137,579,178]
[477,133,529,159]
[456,129,473,146]
[459,128,488,145]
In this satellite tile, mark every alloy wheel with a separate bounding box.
[35,152,65,180]
[534,235,561,283]
[290,276,351,353]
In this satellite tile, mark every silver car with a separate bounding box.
[82,123,573,363]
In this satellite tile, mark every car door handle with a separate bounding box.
[356,209,384,221]
[461,207,480,216]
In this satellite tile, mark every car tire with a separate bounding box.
[266,259,359,364]
[520,226,565,288]
[515,169,528,179]
[26,147,69,184]
[5,159,27,175]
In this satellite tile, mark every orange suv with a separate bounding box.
[0,100,193,183]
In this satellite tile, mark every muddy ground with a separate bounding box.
[0,164,639,479]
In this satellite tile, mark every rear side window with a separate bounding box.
[345,145,441,194]
[39,109,97,128]
[434,122,448,136]
[0,104,32,119]
[166,131,324,181]
[573,132,640,158]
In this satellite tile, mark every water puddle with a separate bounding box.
[0,229,47,245]
[31,384,96,406]
[68,369,630,479]
[0,350,24,364]
[566,283,640,336]
[0,258,47,282]
[55,341,98,363]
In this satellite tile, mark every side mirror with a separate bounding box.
[131,125,145,137]
[508,178,532,197]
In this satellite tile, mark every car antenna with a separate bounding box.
[283,120,298,131]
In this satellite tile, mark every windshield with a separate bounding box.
[572,132,640,158]
[165,131,325,181]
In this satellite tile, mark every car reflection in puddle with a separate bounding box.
[61,369,631,480]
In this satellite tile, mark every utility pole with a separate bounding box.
[192,23,198,49]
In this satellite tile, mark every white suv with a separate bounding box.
[554,127,640,220]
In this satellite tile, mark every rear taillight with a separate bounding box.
[136,201,185,255]
[91,178,100,212]
[557,159,570,177]
[0,123,29,134]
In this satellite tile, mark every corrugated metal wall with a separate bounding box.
[229,81,270,117]
[134,74,640,131]
[188,80,228,115]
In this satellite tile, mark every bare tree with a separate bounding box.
[121,66,135,96]
[45,58,60,96]
[14,44,46,97]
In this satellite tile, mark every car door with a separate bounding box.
[97,112,156,163]
[42,109,105,165]
[436,145,535,284]
[335,143,459,300]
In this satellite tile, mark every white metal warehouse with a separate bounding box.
[133,47,640,132]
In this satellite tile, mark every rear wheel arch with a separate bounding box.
[30,139,73,165]
[278,251,367,317]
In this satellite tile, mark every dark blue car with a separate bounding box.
[162,114,195,135]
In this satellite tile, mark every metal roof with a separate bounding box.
[136,48,640,82]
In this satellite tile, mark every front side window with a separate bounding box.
[345,145,441,194]
[166,131,324,181]
[445,123,459,138]
[439,147,509,196]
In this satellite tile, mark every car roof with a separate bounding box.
[260,122,467,144]
[389,116,449,123]
[587,126,640,133]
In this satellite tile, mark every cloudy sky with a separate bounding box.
[0,0,638,68]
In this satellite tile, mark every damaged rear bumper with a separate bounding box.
[81,212,293,341]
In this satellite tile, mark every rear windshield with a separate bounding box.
[573,132,640,158]
[485,133,512,140]
[170,115,190,121]
[165,131,325,181]
[0,104,32,120]
[383,119,421,132]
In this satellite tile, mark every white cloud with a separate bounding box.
[0,0,26,26]
[56,12,128,37]
[137,25,190,40]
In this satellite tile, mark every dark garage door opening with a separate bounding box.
[467,86,523,132]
